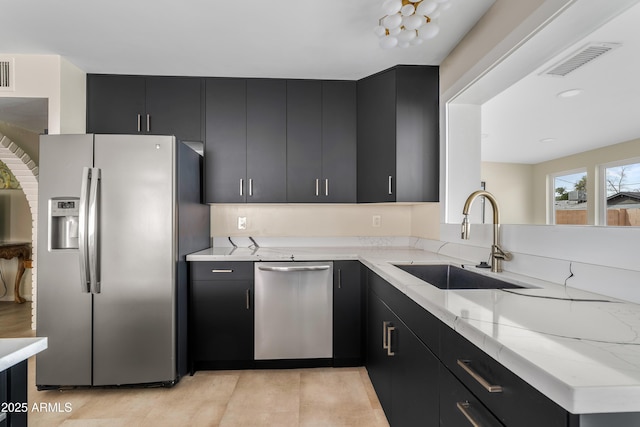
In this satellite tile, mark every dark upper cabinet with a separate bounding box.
[322,81,357,203]
[286,80,323,202]
[87,75,146,134]
[246,79,288,203]
[204,78,287,203]
[205,78,247,203]
[286,79,357,203]
[87,74,202,142]
[357,65,439,203]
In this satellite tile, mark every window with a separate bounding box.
[550,170,588,225]
[601,159,640,226]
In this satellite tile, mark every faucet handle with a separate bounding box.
[493,245,512,261]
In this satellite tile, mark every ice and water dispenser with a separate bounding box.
[49,198,79,249]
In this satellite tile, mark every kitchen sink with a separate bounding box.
[393,263,524,290]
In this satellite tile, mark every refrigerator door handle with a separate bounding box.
[78,167,91,293]
[88,167,101,294]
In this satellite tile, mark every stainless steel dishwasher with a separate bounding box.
[254,262,333,360]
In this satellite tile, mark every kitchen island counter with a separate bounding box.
[188,245,640,415]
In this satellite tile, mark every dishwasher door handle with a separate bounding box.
[258,265,331,272]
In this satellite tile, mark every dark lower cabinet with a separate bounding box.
[440,364,504,427]
[0,360,28,427]
[333,261,363,366]
[367,275,439,427]
[189,262,254,371]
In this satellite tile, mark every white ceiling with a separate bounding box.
[0,0,495,134]
[0,0,493,80]
[480,0,640,164]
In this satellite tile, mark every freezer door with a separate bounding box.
[36,134,94,387]
[92,135,176,385]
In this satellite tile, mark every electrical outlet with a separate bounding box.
[238,216,247,230]
[372,215,381,227]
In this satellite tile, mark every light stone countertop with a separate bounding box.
[0,337,47,372]
[187,246,640,414]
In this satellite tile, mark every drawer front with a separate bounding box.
[440,364,504,427]
[440,324,572,427]
[368,270,440,355]
[190,261,254,281]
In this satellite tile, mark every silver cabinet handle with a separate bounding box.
[315,178,320,196]
[249,178,253,196]
[457,359,503,393]
[211,269,233,273]
[258,265,330,272]
[137,114,141,132]
[78,167,91,293]
[246,289,251,310]
[456,402,482,427]
[240,179,244,196]
[146,114,150,132]
[388,175,393,195]
[88,167,101,294]
[325,178,329,196]
[337,269,342,289]
[386,326,395,356]
[382,321,390,350]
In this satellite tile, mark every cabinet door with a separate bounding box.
[357,69,396,203]
[333,261,362,365]
[87,74,146,134]
[366,291,394,420]
[145,77,202,142]
[204,78,247,203]
[286,80,322,202]
[322,81,357,203]
[246,79,287,203]
[390,321,439,427]
[191,280,254,366]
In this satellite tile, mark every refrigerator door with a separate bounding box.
[36,134,94,387]
[92,135,176,385]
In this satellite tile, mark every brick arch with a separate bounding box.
[0,133,38,321]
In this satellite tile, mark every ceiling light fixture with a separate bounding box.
[539,138,556,143]
[556,89,583,98]
[374,0,451,49]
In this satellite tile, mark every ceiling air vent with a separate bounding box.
[0,58,14,91]
[541,42,621,77]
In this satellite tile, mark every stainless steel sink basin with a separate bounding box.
[393,264,524,290]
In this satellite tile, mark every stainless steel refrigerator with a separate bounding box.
[36,134,209,388]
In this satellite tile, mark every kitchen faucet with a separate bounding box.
[461,190,512,273]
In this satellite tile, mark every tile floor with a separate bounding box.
[1,302,389,426]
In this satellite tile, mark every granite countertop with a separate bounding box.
[187,246,640,414]
[0,337,47,372]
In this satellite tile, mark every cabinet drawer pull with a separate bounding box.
[249,178,253,196]
[325,178,329,196]
[337,269,342,289]
[388,175,393,195]
[456,402,482,427]
[137,114,142,132]
[316,178,320,196]
[457,359,503,393]
[386,326,395,356]
[211,269,234,273]
[146,114,151,132]
[246,289,251,310]
[382,321,391,350]
[240,178,244,196]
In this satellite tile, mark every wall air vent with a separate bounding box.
[541,42,621,77]
[0,58,15,91]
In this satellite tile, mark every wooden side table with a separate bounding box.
[0,243,31,304]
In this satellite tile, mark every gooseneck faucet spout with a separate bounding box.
[461,190,512,273]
